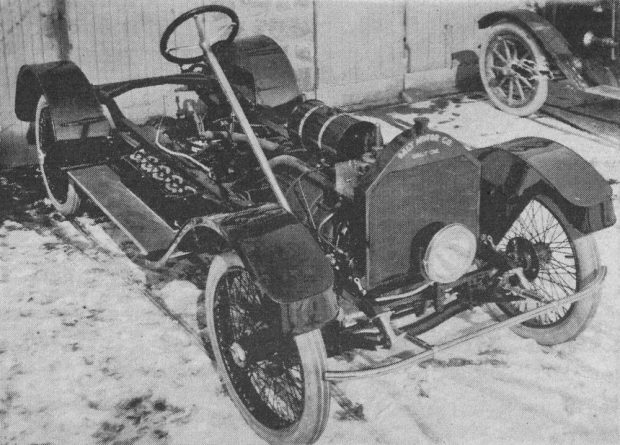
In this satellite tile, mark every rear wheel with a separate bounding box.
[204,254,330,444]
[35,96,81,216]
[480,22,549,116]
[492,194,602,345]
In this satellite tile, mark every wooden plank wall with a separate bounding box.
[0,0,59,166]
[315,0,405,106]
[407,0,529,72]
[405,0,527,88]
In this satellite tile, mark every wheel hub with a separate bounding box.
[533,242,552,265]
[506,237,540,280]
[501,65,515,76]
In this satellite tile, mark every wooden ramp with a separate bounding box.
[68,165,176,256]
[542,81,620,140]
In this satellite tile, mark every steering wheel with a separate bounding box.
[160,5,239,65]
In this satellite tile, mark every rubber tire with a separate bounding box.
[489,194,602,346]
[35,96,81,216]
[479,22,549,117]
[205,254,331,445]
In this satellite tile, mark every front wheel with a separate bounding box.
[480,22,549,116]
[490,194,602,345]
[204,254,330,444]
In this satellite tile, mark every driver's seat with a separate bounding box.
[223,35,303,109]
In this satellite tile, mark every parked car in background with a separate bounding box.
[479,0,620,115]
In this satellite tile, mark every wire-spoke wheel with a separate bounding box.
[490,194,602,345]
[480,22,549,116]
[35,96,81,216]
[204,254,330,444]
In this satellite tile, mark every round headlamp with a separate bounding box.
[423,223,477,284]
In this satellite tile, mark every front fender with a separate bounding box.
[201,204,337,334]
[475,137,615,240]
[478,9,588,89]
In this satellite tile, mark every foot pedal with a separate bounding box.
[68,165,176,255]
[584,85,620,100]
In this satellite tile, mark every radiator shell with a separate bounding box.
[361,130,481,288]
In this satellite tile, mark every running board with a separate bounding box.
[68,165,177,255]
[325,266,606,381]
[584,85,620,100]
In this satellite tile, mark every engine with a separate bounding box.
[138,95,286,187]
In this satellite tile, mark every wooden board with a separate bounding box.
[542,80,620,141]
[68,164,176,255]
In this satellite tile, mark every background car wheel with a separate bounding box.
[35,96,81,216]
[205,254,330,445]
[489,194,602,346]
[480,22,549,116]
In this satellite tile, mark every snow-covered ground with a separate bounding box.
[1,98,618,444]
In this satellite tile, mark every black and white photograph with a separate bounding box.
[0,0,618,444]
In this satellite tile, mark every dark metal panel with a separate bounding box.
[475,138,616,238]
[486,137,613,208]
[221,35,302,108]
[14,61,111,140]
[364,131,480,288]
[68,164,177,255]
[207,204,335,305]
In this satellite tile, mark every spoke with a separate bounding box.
[515,215,538,241]
[496,76,509,90]
[517,74,534,90]
[507,79,515,105]
[525,203,546,241]
[493,47,508,64]
[537,217,559,241]
[515,78,525,101]
[516,75,532,93]
[538,273,574,294]
[503,39,512,60]
[547,257,577,275]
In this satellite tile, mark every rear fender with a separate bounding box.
[198,204,337,335]
[475,138,615,241]
[478,9,589,89]
[15,61,111,140]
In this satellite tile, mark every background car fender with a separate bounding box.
[197,204,338,335]
[15,61,111,141]
[475,137,615,242]
[478,9,589,90]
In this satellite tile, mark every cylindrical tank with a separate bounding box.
[288,100,377,160]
